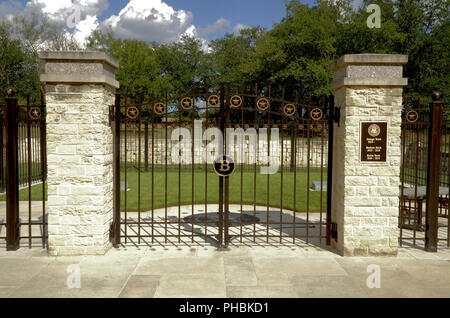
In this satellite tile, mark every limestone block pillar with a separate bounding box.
[39,51,119,256]
[330,54,408,256]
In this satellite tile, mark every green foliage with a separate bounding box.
[1,0,449,102]
[0,22,41,101]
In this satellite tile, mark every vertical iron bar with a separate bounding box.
[218,83,225,247]
[293,91,298,244]
[224,83,231,246]
[144,121,149,172]
[425,95,443,252]
[113,94,121,246]
[266,85,271,244]
[5,93,19,251]
[27,95,32,247]
[164,90,168,244]
[138,96,142,244]
[40,92,46,247]
[326,95,334,245]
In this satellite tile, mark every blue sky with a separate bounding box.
[2,0,319,44]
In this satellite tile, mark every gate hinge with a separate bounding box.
[331,222,338,242]
[334,107,341,127]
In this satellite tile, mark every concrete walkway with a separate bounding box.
[0,245,449,298]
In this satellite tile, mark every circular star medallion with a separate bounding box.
[257,98,270,111]
[213,155,235,177]
[283,104,296,117]
[401,208,410,217]
[310,108,323,121]
[180,97,194,110]
[406,110,419,123]
[28,107,42,120]
[126,106,139,120]
[208,95,220,107]
[230,95,243,108]
[153,102,166,116]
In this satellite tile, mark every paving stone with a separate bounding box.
[223,256,257,286]
[154,274,226,298]
[134,256,223,275]
[119,275,160,298]
[291,275,369,298]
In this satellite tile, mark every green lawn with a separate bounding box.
[121,165,327,212]
[1,165,328,212]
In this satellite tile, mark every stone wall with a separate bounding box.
[121,138,328,167]
[330,54,408,256]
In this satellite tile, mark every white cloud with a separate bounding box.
[1,0,247,49]
[101,0,195,44]
[0,0,108,46]
[24,0,109,21]
[198,18,231,37]
[232,23,249,35]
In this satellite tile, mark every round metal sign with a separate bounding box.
[153,102,166,116]
[126,106,139,120]
[283,104,296,117]
[180,97,194,110]
[213,155,235,177]
[208,95,220,107]
[230,95,243,108]
[28,107,42,120]
[406,110,419,123]
[310,108,323,121]
[257,98,270,111]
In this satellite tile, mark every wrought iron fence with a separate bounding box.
[110,83,334,248]
[0,90,47,250]
[399,92,449,250]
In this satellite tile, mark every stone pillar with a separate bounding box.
[330,54,408,256]
[39,51,119,256]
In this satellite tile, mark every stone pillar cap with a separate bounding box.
[330,54,408,90]
[330,54,408,71]
[39,51,119,69]
[39,51,120,89]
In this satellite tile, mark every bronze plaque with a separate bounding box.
[361,122,387,162]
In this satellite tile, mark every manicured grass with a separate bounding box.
[1,165,328,212]
[121,165,327,212]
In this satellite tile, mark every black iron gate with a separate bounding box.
[399,92,449,251]
[111,83,333,247]
[1,89,47,250]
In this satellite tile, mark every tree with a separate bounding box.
[0,22,41,101]
[243,0,347,96]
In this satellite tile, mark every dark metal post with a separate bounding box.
[290,123,295,172]
[326,95,335,246]
[224,83,231,246]
[144,120,149,172]
[39,92,47,247]
[0,112,4,193]
[112,94,121,246]
[5,89,20,250]
[425,91,443,252]
[218,83,225,247]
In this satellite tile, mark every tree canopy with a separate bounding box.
[0,0,448,102]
